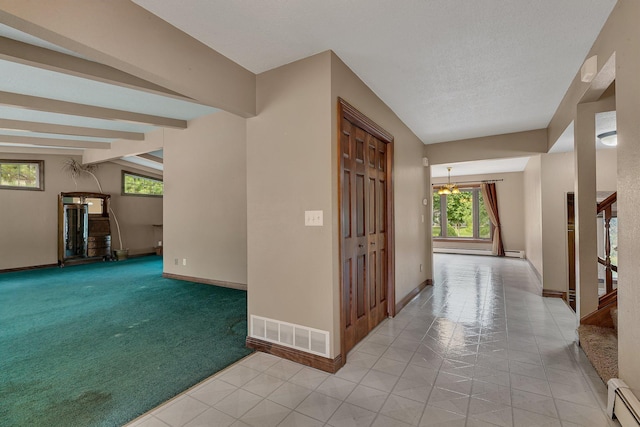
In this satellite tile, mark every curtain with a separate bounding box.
[481,182,505,256]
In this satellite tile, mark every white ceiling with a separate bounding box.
[0,2,618,176]
[431,157,532,178]
[133,0,616,144]
[550,110,618,154]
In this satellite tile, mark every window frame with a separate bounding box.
[432,184,493,242]
[121,170,163,197]
[0,159,44,191]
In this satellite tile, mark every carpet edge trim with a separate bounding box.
[162,272,247,291]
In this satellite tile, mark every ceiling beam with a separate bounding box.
[423,129,548,165]
[0,118,144,140]
[0,145,81,155]
[83,127,164,164]
[137,153,163,164]
[111,159,163,176]
[0,90,187,129]
[0,134,110,149]
[0,0,256,117]
[0,36,192,102]
[579,53,616,105]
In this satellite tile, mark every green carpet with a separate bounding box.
[0,257,252,427]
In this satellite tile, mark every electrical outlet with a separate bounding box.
[174,258,179,266]
[182,258,187,266]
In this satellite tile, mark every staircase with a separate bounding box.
[578,192,618,382]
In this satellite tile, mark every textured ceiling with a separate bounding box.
[133,0,616,144]
[0,2,618,176]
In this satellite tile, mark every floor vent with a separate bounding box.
[608,379,640,426]
[250,315,330,358]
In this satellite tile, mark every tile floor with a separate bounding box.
[127,254,619,427]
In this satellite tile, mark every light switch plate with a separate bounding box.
[305,210,323,226]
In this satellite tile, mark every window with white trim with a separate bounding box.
[433,186,491,240]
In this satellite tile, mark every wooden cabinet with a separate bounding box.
[87,216,111,257]
[87,235,111,258]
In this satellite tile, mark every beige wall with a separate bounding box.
[539,152,575,292]
[95,162,163,255]
[550,0,640,397]
[423,129,546,165]
[611,0,640,396]
[246,51,430,358]
[523,156,543,279]
[162,112,248,285]
[431,172,525,253]
[595,148,617,189]
[524,150,617,292]
[330,52,431,319]
[247,52,335,349]
[0,152,162,270]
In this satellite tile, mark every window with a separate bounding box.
[122,171,163,196]
[0,160,44,191]
[433,186,491,240]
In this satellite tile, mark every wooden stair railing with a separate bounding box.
[599,288,617,309]
[580,192,617,327]
[597,191,617,304]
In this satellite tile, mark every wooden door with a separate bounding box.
[339,99,394,358]
[567,193,576,311]
[366,133,388,329]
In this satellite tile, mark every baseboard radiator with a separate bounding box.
[433,248,525,258]
[608,379,640,426]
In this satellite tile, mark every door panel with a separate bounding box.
[343,259,352,329]
[343,171,351,238]
[356,175,365,237]
[341,107,391,357]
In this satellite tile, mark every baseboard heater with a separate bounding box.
[608,379,640,426]
[433,248,525,258]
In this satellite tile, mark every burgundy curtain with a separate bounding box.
[481,183,505,257]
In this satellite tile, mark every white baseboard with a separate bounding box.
[433,247,525,258]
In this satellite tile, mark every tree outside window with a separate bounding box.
[122,171,163,196]
[433,186,491,240]
[432,192,441,237]
[0,160,44,190]
[446,191,473,237]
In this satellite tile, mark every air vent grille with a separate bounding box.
[250,315,330,358]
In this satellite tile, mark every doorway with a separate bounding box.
[338,98,395,360]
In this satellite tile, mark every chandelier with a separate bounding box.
[437,167,460,195]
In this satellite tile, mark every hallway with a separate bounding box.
[130,254,617,426]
